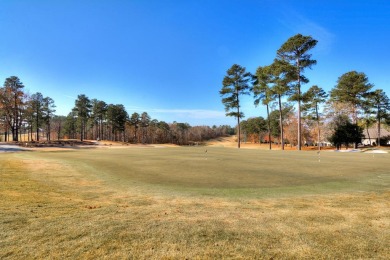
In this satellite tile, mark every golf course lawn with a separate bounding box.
[1,146,389,259]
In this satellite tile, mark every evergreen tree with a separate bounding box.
[365,89,390,146]
[253,65,274,150]
[302,85,328,150]
[0,76,25,141]
[51,115,66,140]
[329,118,364,150]
[140,112,151,144]
[241,117,267,143]
[267,105,294,145]
[91,99,107,140]
[270,60,295,150]
[73,94,92,141]
[42,97,56,141]
[30,92,44,141]
[107,104,128,141]
[220,64,253,148]
[129,112,141,143]
[64,111,77,139]
[277,34,318,150]
[330,71,373,124]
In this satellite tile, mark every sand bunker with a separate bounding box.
[0,144,30,152]
[364,150,388,154]
[334,149,361,153]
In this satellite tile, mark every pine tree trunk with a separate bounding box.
[58,122,61,141]
[316,103,320,152]
[80,121,84,141]
[237,91,241,149]
[14,97,19,142]
[366,126,371,145]
[36,112,40,141]
[47,123,51,141]
[297,58,301,151]
[377,119,381,147]
[266,104,271,150]
[278,94,284,150]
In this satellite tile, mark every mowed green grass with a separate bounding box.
[1,147,389,259]
[25,146,390,196]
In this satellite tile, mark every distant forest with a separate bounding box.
[0,76,234,144]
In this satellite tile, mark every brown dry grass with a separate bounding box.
[1,148,389,259]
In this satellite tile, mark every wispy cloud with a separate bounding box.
[153,109,225,119]
[63,95,77,99]
[126,106,225,119]
[278,9,335,54]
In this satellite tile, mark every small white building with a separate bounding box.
[362,127,390,146]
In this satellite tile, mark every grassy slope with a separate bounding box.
[1,147,389,259]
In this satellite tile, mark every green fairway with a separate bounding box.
[1,147,389,259]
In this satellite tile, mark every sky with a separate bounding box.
[1,0,389,126]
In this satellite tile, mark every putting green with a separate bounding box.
[13,146,390,198]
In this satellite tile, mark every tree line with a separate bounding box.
[0,78,234,144]
[220,34,390,149]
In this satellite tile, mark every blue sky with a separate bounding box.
[1,0,389,126]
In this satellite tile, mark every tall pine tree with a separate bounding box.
[277,34,318,150]
[220,64,253,148]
